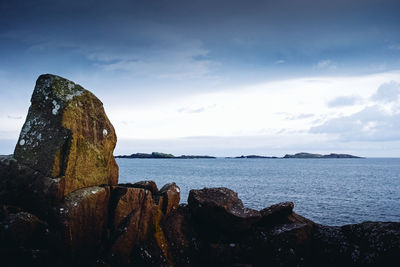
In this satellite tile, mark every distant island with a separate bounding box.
[283,152,362,158]
[227,155,279,159]
[115,152,362,159]
[115,152,216,159]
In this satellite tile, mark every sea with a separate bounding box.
[116,158,400,226]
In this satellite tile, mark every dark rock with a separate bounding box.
[13,74,118,198]
[109,186,156,262]
[309,224,352,266]
[188,187,261,232]
[131,180,159,195]
[163,204,200,266]
[310,222,400,266]
[258,201,294,226]
[108,185,176,265]
[54,186,110,257]
[0,210,52,266]
[0,211,48,247]
[0,156,64,216]
[158,182,180,217]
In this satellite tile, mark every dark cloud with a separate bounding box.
[1,0,400,79]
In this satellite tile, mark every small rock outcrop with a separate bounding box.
[14,74,118,199]
[188,187,261,232]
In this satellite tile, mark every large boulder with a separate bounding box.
[13,74,118,198]
[188,187,261,232]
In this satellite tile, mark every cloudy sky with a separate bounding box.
[1,0,400,156]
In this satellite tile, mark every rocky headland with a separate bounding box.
[0,74,398,266]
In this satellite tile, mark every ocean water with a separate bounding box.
[117,158,400,226]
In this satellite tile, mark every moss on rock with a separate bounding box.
[14,74,118,198]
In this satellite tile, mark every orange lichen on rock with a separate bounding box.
[14,74,118,198]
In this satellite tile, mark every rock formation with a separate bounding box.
[0,74,399,266]
[14,74,118,199]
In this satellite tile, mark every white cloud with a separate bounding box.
[108,70,400,142]
[178,104,216,114]
[311,80,400,142]
[370,81,400,103]
[283,113,314,120]
[310,105,400,141]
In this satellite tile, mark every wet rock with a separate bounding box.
[54,186,110,256]
[14,74,118,198]
[188,187,261,232]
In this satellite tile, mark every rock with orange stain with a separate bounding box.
[109,185,173,265]
[14,74,118,199]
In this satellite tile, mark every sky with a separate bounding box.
[1,0,400,157]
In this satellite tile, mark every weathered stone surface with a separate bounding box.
[258,201,294,226]
[0,209,52,267]
[131,180,159,195]
[14,74,118,197]
[110,186,156,261]
[188,187,261,232]
[310,222,400,266]
[54,186,110,256]
[163,204,200,266]
[0,211,48,247]
[109,185,174,265]
[158,182,180,217]
[0,155,64,214]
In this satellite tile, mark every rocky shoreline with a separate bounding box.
[0,74,398,266]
